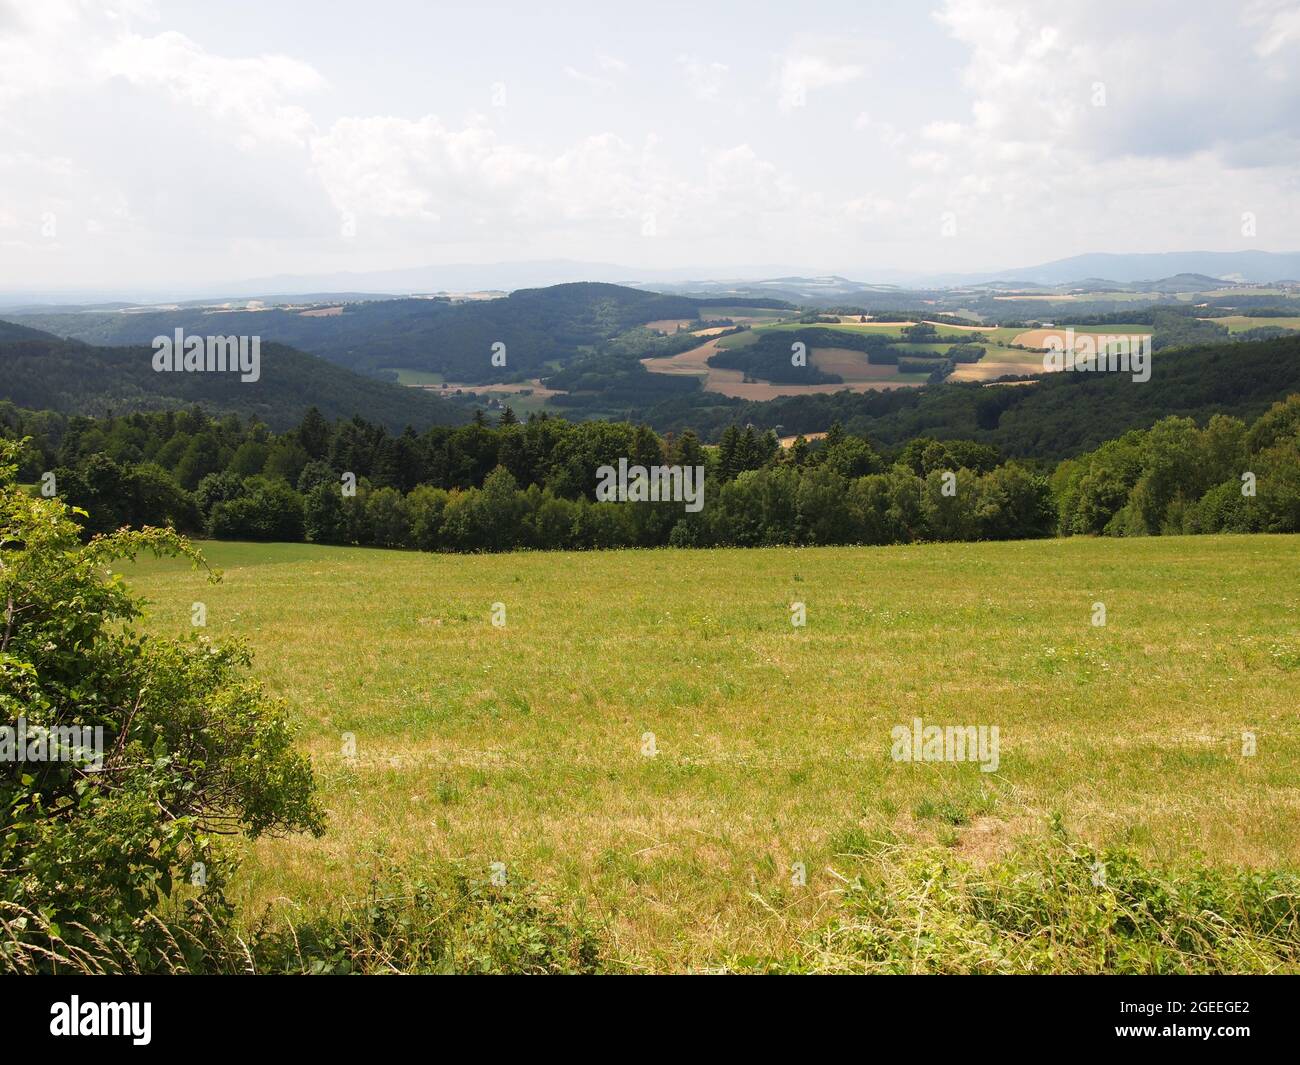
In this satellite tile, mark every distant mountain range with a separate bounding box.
[6,251,1299,308]
[0,262,804,309]
[640,269,1299,306]
[966,251,1300,286]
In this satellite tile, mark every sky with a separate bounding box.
[1,0,1299,294]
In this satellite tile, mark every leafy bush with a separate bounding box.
[247,866,607,975]
[777,824,1300,974]
[1,863,609,975]
[0,439,324,973]
[207,478,306,541]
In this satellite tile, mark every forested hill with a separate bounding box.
[0,332,466,431]
[6,283,791,381]
[0,319,59,343]
[6,325,1300,456]
[643,334,1300,458]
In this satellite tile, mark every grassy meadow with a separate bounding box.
[1211,315,1300,334]
[121,535,1300,971]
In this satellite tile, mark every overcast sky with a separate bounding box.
[2,0,1299,293]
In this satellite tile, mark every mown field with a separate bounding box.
[642,317,1164,395]
[1210,316,1300,334]
[122,535,1300,971]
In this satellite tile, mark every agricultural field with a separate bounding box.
[1206,316,1300,334]
[121,534,1300,972]
[694,306,791,324]
[810,347,918,382]
[1196,288,1294,299]
[383,367,445,386]
[640,333,931,398]
[1058,291,1155,302]
[644,318,1060,390]
[385,306,1266,416]
[1009,326,1153,348]
[643,318,697,333]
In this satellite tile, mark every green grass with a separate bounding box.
[1052,322,1154,334]
[1064,291,1155,303]
[120,534,1300,971]
[381,367,445,386]
[757,321,914,337]
[1211,316,1300,334]
[702,306,791,320]
[486,391,552,417]
[789,826,1300,974]
[713,330,760,350]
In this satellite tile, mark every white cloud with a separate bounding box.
[907,150,951,174]
[922,121,965,143]
[1250,0,1300,55]
[777,54,864,112]
[908,0,1300,256]
[563,54,628,92]
[677,55,728,103]
[1,0,1299,289]
[97,31,324,147]
[843,195,896,223]
[563,65,614,91]
[309,115,816,247]
[854,112,906,150]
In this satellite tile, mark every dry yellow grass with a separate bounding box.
[1011,327,1153,349]
[123,535,1300,971]
[641,338,927,399]
[643,319,695,334]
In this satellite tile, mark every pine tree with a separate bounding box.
[631,424,663,468]
[673,429,705,468]
[298,406,330,459]
[718,425,741,480]
[736,425,761,474]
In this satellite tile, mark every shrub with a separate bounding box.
[208,479,305,541]
[366,486,412,548]
[0,440,324,973]
[780,825,1300,974]
[247,865,607,975]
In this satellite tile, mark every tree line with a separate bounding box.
[4,392,1299,553]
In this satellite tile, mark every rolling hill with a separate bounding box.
[0,328,466,431]
[7,283,792,383]
[643,334,1300,457]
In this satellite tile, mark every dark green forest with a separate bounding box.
[0,331,465,431]
[5,387,1298,554]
